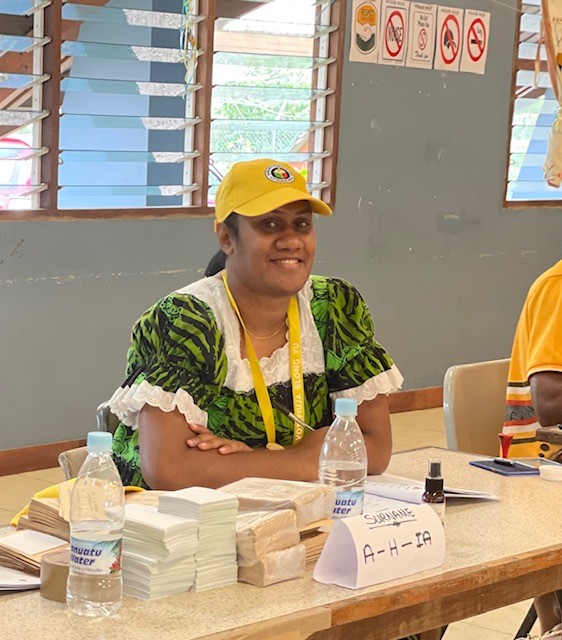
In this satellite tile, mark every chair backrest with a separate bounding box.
[96,401,120,435]
[58,401,119,480]
[443,358,510,457]
[58,446,88,480]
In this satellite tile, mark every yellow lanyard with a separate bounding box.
[221,272,305,447]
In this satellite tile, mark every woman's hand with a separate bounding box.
[186,423,252,455]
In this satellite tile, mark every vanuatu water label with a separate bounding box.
[332,490,364,518]
[70,536,122,575]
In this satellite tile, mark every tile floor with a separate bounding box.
[0,408,539,639]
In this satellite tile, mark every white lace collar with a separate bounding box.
[176,276,325,393]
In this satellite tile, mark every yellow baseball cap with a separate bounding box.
[215,158,332,223]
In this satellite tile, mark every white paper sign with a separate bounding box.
[379,0,410,66]
[313,504,445,589]
[434,6,464,72]
[460,10,490,74]
[349,0,382,63]
[406,3,437,69]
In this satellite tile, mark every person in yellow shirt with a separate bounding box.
[503,259,562,459]
[503,259,562,635]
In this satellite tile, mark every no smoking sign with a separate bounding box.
[460,10,490,74]
[467,18,486,61]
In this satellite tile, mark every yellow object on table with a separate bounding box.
[10,479,144,527]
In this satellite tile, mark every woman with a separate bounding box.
[109,158,403,489]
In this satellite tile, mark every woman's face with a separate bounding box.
[223,200,316,299]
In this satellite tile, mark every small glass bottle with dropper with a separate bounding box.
[422,460,445,525]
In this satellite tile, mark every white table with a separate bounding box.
[2,447,562,640]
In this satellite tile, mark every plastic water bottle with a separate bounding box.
[318,398,367,518]
[67,432,124,616]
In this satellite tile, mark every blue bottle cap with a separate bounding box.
[334,397,358,417]
[87,431,113,453]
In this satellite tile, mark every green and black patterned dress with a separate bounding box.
[109,275,403,487]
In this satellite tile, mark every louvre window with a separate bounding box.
[0,0,344,219]
[0,0,50,210]
[505,0,562,204]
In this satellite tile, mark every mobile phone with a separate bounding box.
[469,459,540,476]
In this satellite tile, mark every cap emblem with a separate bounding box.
[264,164,295,184]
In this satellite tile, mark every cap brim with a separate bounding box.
[234,187,332,218]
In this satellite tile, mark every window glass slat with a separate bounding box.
[0,0,50,15]
[0,34,50,53]
[2,0,342,215]
[59,150,200,163]
[60,77,200,97]
[62,4,202,29]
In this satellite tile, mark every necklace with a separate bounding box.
[244,319,287,340]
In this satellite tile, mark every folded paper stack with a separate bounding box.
[159,487,238,591]
[221,478,332,528]
[16,487,164,542]
[236,509,300,567]
[122,503,199,599]
[0,530,67,576]
[299,520,332,570]
[238,544,306,587]
[17,498,69,541]
[235,509,315,585]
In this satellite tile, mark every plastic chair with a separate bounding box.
[57,446,87,480]
[96,400,119,435]
[443,358,537,639]
[58,401,118,480]
[443,359,510,457]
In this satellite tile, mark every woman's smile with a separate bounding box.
[270,257,305,268]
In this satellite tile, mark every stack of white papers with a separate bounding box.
[122,552,196,600]
[123,504,198,561]
[121,503,198,600]
[159,487,238,591]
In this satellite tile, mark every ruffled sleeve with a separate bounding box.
[311,277,403,404]
[108,293,227,429]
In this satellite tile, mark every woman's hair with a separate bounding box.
[205,250,226,277]
[204,212,240,277]
[223,212,240,237]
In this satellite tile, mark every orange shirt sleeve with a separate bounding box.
[524,273,562,377]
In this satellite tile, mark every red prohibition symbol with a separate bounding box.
[439,14,459,64]
[385,10,405,57]
[467,17,486,62]
[418,27,428,50]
